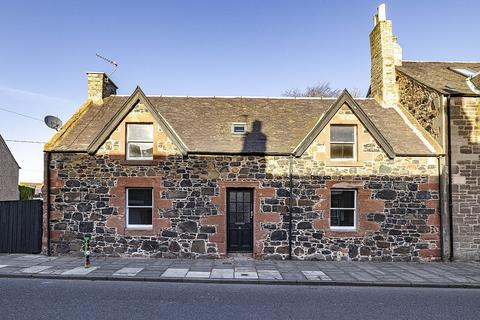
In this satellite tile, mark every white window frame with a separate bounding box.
[126,123,154,160]
[126,188,153,229]
[330,189,357,231]
[330,125,357,161]
[231,122,247,134]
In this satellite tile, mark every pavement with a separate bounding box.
[2,278,480,320]
[1,254,480,288]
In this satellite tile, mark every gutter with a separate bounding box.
[45,151,51,256]
[288,155,294,260]
[446,95,454,261]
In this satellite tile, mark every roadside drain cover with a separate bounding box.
[241,273,248,276]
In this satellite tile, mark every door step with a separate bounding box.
[227,253,254,261]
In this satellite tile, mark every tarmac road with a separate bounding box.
[1,278,479,320]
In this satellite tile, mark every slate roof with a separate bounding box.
[397,61,480,96]
[46,92,437,156]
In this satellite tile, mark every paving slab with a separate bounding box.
[113,267,144,277]
[234,271,258,279]
[62,267,98,275]
[210,268,234,279]
[20,266,52,274]
[186,271,211,278]
[161,268,189,278]
[302,271,332,281]
[258,270,283,280]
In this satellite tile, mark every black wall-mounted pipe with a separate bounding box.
[288,155,294,260]
[45,151,51,256]
[446,95,454,261]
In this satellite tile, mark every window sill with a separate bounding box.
[126,226,153,231]
[325,159,362,167]
[330,227,357,232]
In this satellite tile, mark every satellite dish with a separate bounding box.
[44,115,63,131]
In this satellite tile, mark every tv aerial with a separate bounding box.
[44,115,63,131]
[96,53,118,77]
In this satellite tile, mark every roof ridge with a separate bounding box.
[402,60,480,64]
[110,94,373,100]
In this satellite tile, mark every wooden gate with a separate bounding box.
[0,200,43,253]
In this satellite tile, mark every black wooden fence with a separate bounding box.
[0,200,43,253]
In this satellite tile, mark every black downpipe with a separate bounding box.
[446,95,454,261]
[437,156,444,260]
[288,155,293,260]
[45,151,51,256]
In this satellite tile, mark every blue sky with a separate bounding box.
[0,0,478,182]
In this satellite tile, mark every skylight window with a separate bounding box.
[450,67,478,77]
[232,123,247,134]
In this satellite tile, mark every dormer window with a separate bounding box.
[330,125,356,160]
[126,124,153,160]
[232,122,247,134]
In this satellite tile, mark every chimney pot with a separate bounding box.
[377,4,386,22]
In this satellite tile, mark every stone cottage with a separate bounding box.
[43,4,479,261]
[0,134,20,201]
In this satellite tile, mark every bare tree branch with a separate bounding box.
[282,82,364,98]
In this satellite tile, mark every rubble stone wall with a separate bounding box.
[43,104,441,261]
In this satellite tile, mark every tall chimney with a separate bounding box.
[369,4,402,107]
[87,72,118,103]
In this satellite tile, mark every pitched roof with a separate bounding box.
[45,89,437,157]
[294,90,396,158]
[397,61,480,96]
[0,134,20,168]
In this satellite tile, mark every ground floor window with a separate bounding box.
[126,188,153,228]
[330,189,356,230]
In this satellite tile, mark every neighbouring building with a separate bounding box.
[368,4,480,261]
[0,134,20,201]
[42,4,479,261]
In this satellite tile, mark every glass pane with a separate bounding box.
[243,192,251,203]
[128,207,152,225]
[330,143,354,159]
[229,192,236,202]
[128,143,153,159]
[331,126,355,142]
[128,189,152,206]
[237,202,244,213]
[127,124,153,141]
[237,192,243,202]
[331,190,355,208]
[330,209,354,227]
[229,202,236,213]
[233,125,246,133]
